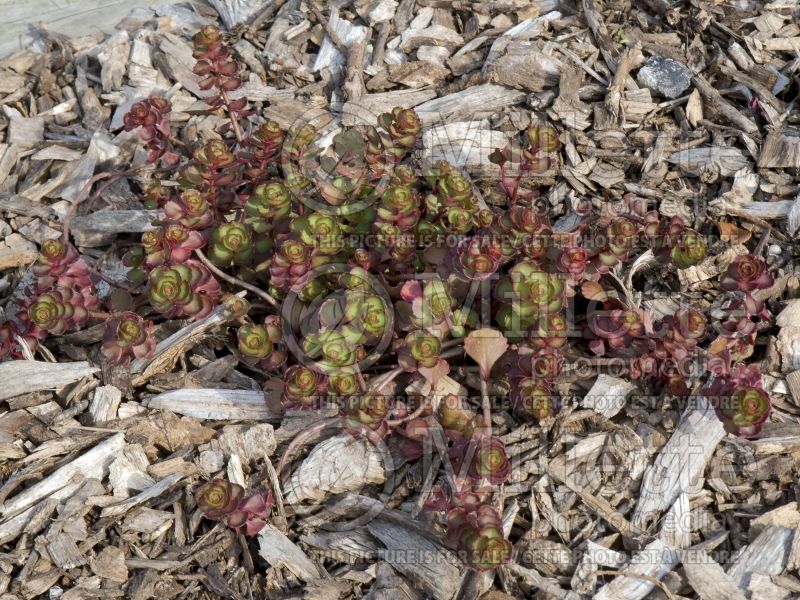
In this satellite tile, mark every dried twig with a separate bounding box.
[194,249,279,308]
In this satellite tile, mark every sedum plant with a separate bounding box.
[0,23,778,571]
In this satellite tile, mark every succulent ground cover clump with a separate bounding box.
[0,25,778,570]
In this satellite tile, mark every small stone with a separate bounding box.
[17,219,61,244]
[636,56,691,99]
[417,45,450,66]
[199,449,225,473]
[0,233,38,271]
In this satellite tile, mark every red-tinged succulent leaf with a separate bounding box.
[237,324,273,361]
[527,125,560,153]
[464,328,509,380]
[101,312,156,365]
[0,321,23,361]
[196,479,244,519]
[405,330,442,368]
[719,254,773,293]
[343,392,392,435]
[581,280,609,301]
[712,385,771,438]
[417,358,450,386]
[516,378,555,421]
[446,504,513,570]
[468,436,511,484]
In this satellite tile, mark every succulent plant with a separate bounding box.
[660,308,707,361]
[243,120,285,178]
[142,224,205,268]
[523,347,563,380]
[711,385,771,437]
[32,239,93,290]
[670,229,707,269]
[507,261,565,319]
[147,260,220,319]
[21,287,97,336]
[182,140,239,191]
[196,478,272,536]
[405,330,442,368]
[457,236,505,281]
[600,217,640,266]
[586,307,647,356]
[237,323,273,360]
[141,180,172,209]
[0,321,23,361]
[268,239,315,291]
[556,246,588,279]
[464,435,511,485]
[245,182,293,232]
[526,125,560,154]
[328,369,360,397]
[377,186,420,231]
[193,25,244,96]
[378,107,422,160]
[719,254,773,292]
[343,292,390,342]
[123,95,175,163]
[101,312,156,365]
[445,505,513,571]
[530,313,569,350]
[98,28,783,573]
[516,377,555,421]
[163,189,216,229]
[342,392,391,434]
[282,365,327,409]
[222,294,250,320]
[209,222,253,266]
[294,212,345,255]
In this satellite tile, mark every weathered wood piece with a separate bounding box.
[284,433,385,504]
[367,516,464,600]
[0,360,99,402]
[414,84,526,126]
[258,524,322,581]
[2,433,125,518]
[727,526,793,591]
[632,396,725,527]
[145,389,279,421]
[89,385,122,424]
[581,374,637,419]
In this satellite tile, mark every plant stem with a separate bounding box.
[385,391,432,427]
[481,377,491,429]
[439,347,464,360]
[220,90,244,143]
[194,249,279,308]
[441,337,465,350]
[369,366,403,393]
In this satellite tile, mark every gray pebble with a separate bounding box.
[636,56,692,99]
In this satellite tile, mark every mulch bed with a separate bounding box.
[1,0,800,598]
